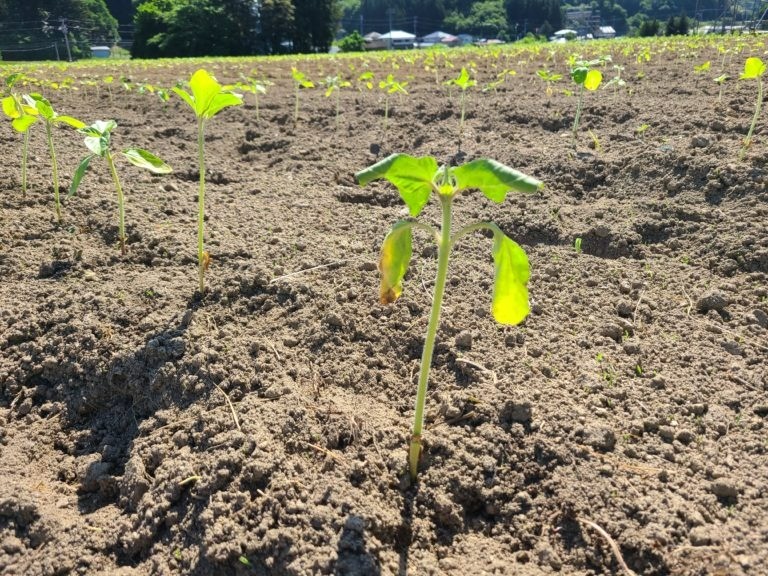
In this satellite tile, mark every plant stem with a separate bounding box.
[459,91,466,139]
[572,84,584,149]
[294,83,299,125]
[197,118,207,292]
[45,121,62,223]
[409,193,453,481]
[740,76,762,160]
[21,130,29,200]
[383,96,389,130]
[105,150,126,255]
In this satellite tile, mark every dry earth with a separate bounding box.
[0,39,767,575]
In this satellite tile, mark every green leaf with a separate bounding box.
[11,114,37,132]
[2,95,19,119]
[54,115,86,129]
[379,220,413,304]
[69,155,94,197]
[452,159,543,202]
[741,57,766,80]
[84,135,106,156]
[584,69,602,91]
[122,148,172,174]
[175,69,243,119]
[571,67,588,85]
[355,154,438,217]
[25,93,54,119]
[491,232,530,325]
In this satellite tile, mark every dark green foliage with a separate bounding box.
[338,30,365,52]
[637,17,660,36]
[293,0,340,53]
[0,0,117,61]
[504,0,562,36]
[132,0,257,58]
[665,13,689,36]
[446,0,510,39]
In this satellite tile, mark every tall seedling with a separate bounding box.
[1,95,38,199]
[69,120,172,254]
[444,67,476,139]
[323,75,351,129]
[378,74,408,130]
[739,57,765,160]
[356,154,542,480]
[570,62,602,148]
[291,67,314,125]
[22,94,84,223]
[173,69,242,292]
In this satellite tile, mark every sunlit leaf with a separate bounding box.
[741,57,766,80]
[453,159,543,202]
[355,153,437,216]
[491,232,530,325]
[379,220,413,304]
[584,69,602,91]
[122,148,172,174]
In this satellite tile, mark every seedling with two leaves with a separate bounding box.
[69,120,171,254]
[378,74,408,129]
[356,154,542,480]
[443,67,476,139]
[173,69,242,292]
[291,67,314,125]
[323,75,351,129]
[1,94,38,199]
[570,60,603,148]
[536,69,562,97]
[739,57,764,160]
[21,94,85,223]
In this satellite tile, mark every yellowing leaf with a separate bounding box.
[355,154,438,217]
[741,57,766,80]
[491,233,530,325]
[379,221,412,304]
[584,69,602,91]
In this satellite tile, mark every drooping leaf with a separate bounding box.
[584,69,602,91]
[355,154,438,216]
[24,93,54,119]
[571,67,588,85]
[741,57,766,80]
[53,115,85,129]
[379,220,413,304]
[84,134,106,156]
[69,155,94,197]
[491,232,530,325]
[172,86,196,111]
[11,114,37,132]
[452,159,543,202]
[122,148,172,174]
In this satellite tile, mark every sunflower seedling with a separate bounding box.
[22,93,84,223]
[323,75,351,129]
[356,154,542,480]
[536,69,562,97]
[739,57,764,160]
[714,74,728,104]
[69,120,171,254]
[291,67,314,125]
[444,67,476,139]
[1,94,38,199]
[378,73,408,130]
[173,69,242,292]
[570,60,603,148]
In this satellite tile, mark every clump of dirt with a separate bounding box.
[1,41,767,575]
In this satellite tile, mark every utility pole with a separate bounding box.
[58,18,72,62]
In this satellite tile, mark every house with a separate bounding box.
[363,32,387,50]
[595,26,616,39]
[90,45,111,58]
[379,30,416,49]
[420,31,460,47]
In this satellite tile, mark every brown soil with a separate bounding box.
[1,40,767,576]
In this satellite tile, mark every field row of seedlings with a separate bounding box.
[0,35,766,575]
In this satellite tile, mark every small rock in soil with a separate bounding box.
[616,300,634,317]
[454,330,472,350]
[599,323,624,342]
[691,135,710,148]
[696,290,729,313]
[710,479,740,499]
[675,429,696,444]
[689,525,722,546]
[582,426,617,452]
[753,309,768,328]
[501,400,532,424]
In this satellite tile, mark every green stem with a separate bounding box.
[45,121,61,223]
[106,150,126,255]
[294,84,299,125]
[409,193,453,481]
[197,118,206,293]
[451,221,500,249]
[459,91,466,138]
[383,96,389,130]
[21,129,29,200]
[740,76,762,160]
[572,84,584,149]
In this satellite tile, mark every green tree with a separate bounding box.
[257,0,294,54]
[338,30,365,51]
[292,0,340,53]
[446,0,509,39]
[1,0,117,61]
[504,0,561,37]
[132,0,257,58]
